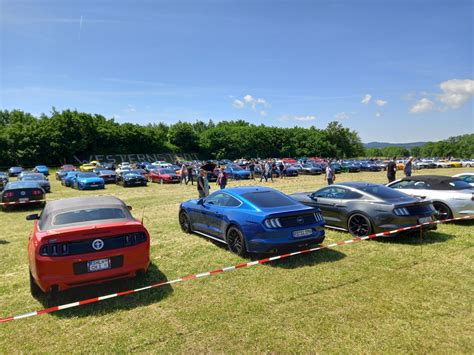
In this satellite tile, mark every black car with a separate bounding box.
[18,173,51,192]
[0,181,45,210]
[330,163,342,174]
[359,161,382,172]
[8,166,23,177]
[97,169,117,183]
[284,166,299,177]
[116,170,147,187]
[294,163,322,175]
[341,162,360,173]
[290,182,437,236]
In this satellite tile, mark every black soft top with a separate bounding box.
[401,175,471,190]
[39,196,134,231]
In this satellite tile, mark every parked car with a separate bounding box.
[79,161,101,172]
[224,165,251,180]
[358,161,382,172]
[116,170,148,187]
[100,162,115,170]
[61,171,79,187]
[461,159,474,167]
[26,196,150,296]
[284,166,299,177]
[341,162,360,173]
[446,159,462,168]
[56,169,71,181]
[147,168,180,184]
[0,172,9,191]
[8,166,23,177]
[97,169,117,183]
[290,182,437,237]
[18,173,51,192]
[387,175,474,220]
[0,181,45,210]
[33,165,49,176]
[71,172,105,190]
[293,163,322,175]
[60,164,76,171]
[330,163,342,174]
[434,160,451,168]
[452,173,474,187]
[414,160,437,169]
[179,186,325,256]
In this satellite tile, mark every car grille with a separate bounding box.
[39,232,147,257]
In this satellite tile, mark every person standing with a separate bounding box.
[197,169,210,198]
[404,157,413,177]
[180,164,187,184]
[279,162,285,179]
[248,160,255,179]
[217,166,228,189]
[186,165,194,185]
[387,156,397,183]
[325,161,335,185]
[259,161,268,182]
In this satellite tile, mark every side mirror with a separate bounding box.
[26,214,39,221]
[197,198,204,205]
[127,205,133,211]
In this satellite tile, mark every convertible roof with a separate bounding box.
[39,196,134,231]
[401,175,466,189]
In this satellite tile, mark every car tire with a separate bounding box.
[225,226,247,257]
[347,213,373,237]
[179,211,192,233]
[29,271,42,297]
[432,202,452,221]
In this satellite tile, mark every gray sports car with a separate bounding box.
[290,182,437,236]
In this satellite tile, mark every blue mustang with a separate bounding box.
[34,165,49,176]
[61,171,78,187]
[179,186,325,256]
[224,165,251,180]
[71,172,105,190]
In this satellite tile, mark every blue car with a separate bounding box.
[224,165,251,180]
[71,172,105,190]
[61,171,78,187]
[34,165,49,176]
[179,186,325,256]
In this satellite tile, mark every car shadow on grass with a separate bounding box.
[35,263,172,318]
[0,239,10,244]
[373,230,453,245]
[261,248,346,269]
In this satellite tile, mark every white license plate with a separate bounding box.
[293,228,313,238]
[90,184,98,187]
[87,258,111,272]
[19,198,29,203]
[418,216,432,224]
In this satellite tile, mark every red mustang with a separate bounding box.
[147,168,181,183]
[27,196,150,296]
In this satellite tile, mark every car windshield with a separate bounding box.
[78,173,97,178]
[36,166,47,169]
[241,191,298,208]
[52,208,126,226]
[22,175,44,181]
[230,165,243,171]
[359,185,407,199]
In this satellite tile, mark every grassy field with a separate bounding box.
[1,168,473,353]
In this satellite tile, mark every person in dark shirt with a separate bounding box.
[387,156,397,183]
[186,165,194,185]
[279,162,285,179]
[248,160,255,179]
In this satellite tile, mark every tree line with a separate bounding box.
[0,109,471,166]
[365,134,474,159]
[0,109,364,166]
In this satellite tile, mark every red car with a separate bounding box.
[147,168,181,183]
[27,196,150,296]
[60,164,76,171]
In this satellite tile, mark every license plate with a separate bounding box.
[19,198,29,203]
[135,181,142,184]
[418,216,432,224]
[87,258,111,272]
[293,228,313,238]
[91,184,98,187]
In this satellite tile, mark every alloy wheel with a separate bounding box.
[348,214,372,237]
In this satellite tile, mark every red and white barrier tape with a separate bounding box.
[0,200,45,206]
[1,215,472,323]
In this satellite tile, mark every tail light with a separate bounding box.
[4,192,14,198]
[32,190,42,196]
[394,207,410,216]
[264,218,282,228]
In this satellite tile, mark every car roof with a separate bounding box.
[21,173,46,178]
[39,196,133,231]
[399,175,468,189]
[337,181,378,188]
[223,186,275,195]
[5,181,41,189]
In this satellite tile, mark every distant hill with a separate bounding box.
[364,141,427,149]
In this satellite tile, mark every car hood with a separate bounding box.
[78,177,103,183]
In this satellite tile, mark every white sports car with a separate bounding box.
[387,175,474,220]
[453,173,474,187]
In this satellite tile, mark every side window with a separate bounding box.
[315,187,347,199]
[205,192,226,205]
[344,191,362,199]
[205,193,241,207]
[391,180,413,189]
[222,195,241,207]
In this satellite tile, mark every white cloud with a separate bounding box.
[232,94,270,112]
[232,99,245,108]
[438,79,474,109]
[361,94,372,104]
[375,99,387,106]
[410,98,435,113]
[375,112,382,118]
[123,105,136,113]
[334,112,350,120]
[259,110,267,117]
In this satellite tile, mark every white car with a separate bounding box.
[461,160,474,167]
[453,173,474,187]
[434,161,451,168]
[387,175,474,220]
[152,161,172,168]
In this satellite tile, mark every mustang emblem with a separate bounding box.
[296,217,304,224]
[92,239,104,251]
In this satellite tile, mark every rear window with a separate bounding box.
[446,180,471,190]
[359,185,406,199]
[241,191,297,208]
[52,208,126,226]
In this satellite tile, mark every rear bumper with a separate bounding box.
[32,245,150,292]
[375,214,438,234]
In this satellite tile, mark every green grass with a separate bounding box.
[1,168,473,353]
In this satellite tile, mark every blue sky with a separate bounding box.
[1,0,473,142]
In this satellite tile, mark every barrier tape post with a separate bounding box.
[1,215,472,323]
